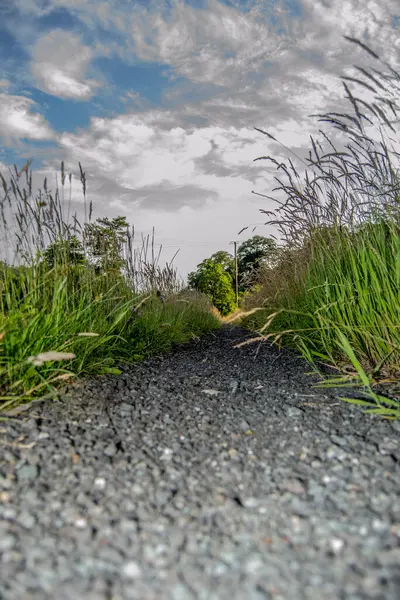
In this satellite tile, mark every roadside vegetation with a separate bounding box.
[1,36,399,420]
[0,163,221,416]
[232,37,400,419]
[187,236,278,316]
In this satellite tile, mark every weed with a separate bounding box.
[0,162,221,415]
[239,36,400,418]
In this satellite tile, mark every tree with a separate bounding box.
[188,258,236,315]
[237,235,278,291]
[83,216,129,274]
[42,235,86,270]
[209,250,235,278]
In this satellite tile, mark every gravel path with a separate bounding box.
[1,323,399,600]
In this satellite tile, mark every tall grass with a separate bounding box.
[238,36,400,418]
[0,162,221,415]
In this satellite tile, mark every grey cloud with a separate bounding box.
[2,0,399,281]
[0,93,55,142]
[115,183,220,213]
[33,159,220,215]
[30,29,101,99]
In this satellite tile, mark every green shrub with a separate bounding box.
[188,259,236,316]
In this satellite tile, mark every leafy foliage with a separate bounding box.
[42,235,86,270]
[187,236,277,313]
[209,250,235,278]
[83,216,129,274]
[188,259,236,315]
[0,162,221,413]
[237,235,278,291]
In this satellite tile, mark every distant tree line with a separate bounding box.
[41,215,129,274]
[187,235,279,315]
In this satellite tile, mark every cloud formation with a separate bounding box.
[0,93,55,142]
[30,29,101,99]
[1,0,400,277]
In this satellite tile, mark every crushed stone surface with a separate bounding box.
[1,324,399,600]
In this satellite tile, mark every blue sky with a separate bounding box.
[1,0,400,281]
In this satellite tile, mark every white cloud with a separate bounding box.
[3,0,400,278]
[122,192,277,279]
[301,0,400,68]
[127,0,293,86]
[0,93,54,141]
[30,29,101,100]
[58,113,282,199]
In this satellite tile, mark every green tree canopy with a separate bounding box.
[188,258,236,315]
[42,235,86,270]
[209,250,234,277]
[237,235,278,290]
[83,216,129,273]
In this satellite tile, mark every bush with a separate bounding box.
[188,260,236,316]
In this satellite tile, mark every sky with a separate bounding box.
[1,0,400,283]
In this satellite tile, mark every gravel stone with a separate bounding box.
[122,561,142,579]
[0,324,399,600]
[16,464,38,482]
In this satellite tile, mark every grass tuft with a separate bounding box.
[0,162,221,416]
[239,36,400,419]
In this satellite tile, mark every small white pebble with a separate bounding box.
[291,516,302,531]
[330,538,344,554]
[94,477,106,490]
[242,497,258,508]
[163,448,173,456]
[74,518,87,529]
[322,475,331,484]
[122,561,142,579]
[244,554,265,574]
[3,508,16,520]
[372,519,387,532]
[213,562,228,576]
[359,525,368,536]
